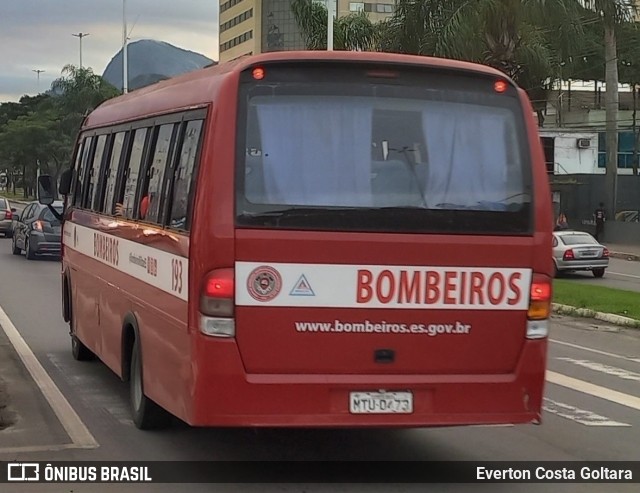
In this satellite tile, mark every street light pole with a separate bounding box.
[123,0,128,93]
[72,32,90,68]
[32,69,45,93]
[327,0,334,51]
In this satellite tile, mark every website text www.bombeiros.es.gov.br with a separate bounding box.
[294,320,471,336]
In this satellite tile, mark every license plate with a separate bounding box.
[580,250,597,258]
[349,391,413,414]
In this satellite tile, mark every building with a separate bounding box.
[219,0,396,63]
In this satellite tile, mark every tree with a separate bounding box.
[291,0,379,51]
[51,64,120,138]
[585,0,634,217]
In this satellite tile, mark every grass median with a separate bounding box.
[553,279,640,322]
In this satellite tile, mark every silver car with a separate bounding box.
[0,197,16,237]
[552,230,609,278]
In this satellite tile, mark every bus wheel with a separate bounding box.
[130,337,171,430]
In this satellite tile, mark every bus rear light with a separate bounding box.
[252,67,265,80]
[527,275,552,326]
[563,249,575,261]
[494,80,508,93]
[200,316,235,338]
[201,268,234,317]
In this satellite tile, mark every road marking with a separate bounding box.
[0,304,98,450]
[607,271,640,279]
[556,357,640,382]
[550,339,640,364]
[543,398,631,427]
[547,370,640,411]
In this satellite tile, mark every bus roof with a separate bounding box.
[83,51,515,130]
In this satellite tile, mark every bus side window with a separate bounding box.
[72,136,93,207]
[85,134,107,209]
[118,128,148,219]
[143,123,176,223]
[167,120,203,231]
[102,132,127,214]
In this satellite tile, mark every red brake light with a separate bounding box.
[563,249,575,261]
[252,67,265,80]
[33,220,44,232]
[204,271,234,298]
[4,210,11,220]
[494,80,508,93]
[530,280,552,302]
[602,248,609,258]
[201,268,235,317]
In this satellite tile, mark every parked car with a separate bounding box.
[0,197,16,237]
[11,201,63,259]
[552,230,609,278]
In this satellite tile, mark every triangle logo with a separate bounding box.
[289,274,315,296]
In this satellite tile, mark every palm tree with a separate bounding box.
[291,0,379,51]
[51,64,120,136]
[584,0,634,217]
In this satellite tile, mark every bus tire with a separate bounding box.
[130,337,171,430]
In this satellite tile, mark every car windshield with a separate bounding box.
[560,234,598,246]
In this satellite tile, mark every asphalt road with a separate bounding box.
[559,257,640,293]
[0,233,639,492]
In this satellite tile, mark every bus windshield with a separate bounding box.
[237,65,532,235]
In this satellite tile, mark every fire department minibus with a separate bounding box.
[38,51,553,429]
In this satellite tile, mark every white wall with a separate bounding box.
[539,130,600,175]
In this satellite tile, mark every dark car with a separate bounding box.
[0,197,17,237]
[11,201,63,259]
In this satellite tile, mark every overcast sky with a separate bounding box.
[0,0,218,103]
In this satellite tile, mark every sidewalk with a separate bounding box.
[606,243,640,261]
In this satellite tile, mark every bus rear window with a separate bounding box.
[236,65,532,234]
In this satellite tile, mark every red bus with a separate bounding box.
[40,51,552,429]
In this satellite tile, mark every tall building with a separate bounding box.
[219,0,396,63]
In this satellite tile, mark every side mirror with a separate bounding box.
[59,169,73,196]
[38,175,56,205]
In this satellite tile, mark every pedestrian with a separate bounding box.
[554,213,568,231]
[594,202,606,242]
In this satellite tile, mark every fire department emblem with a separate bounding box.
[247,266,282,302]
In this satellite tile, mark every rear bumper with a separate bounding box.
[556,259,608,271]
[31,237,61,255]
[185,338,547,427]
[0,220,12,232]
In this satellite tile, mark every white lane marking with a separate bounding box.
[556,357,640,382]
[0,304,98,450]
[607,271,640,279]
[547,370,640,411]
[543,398,631,427]
[550,339,640,364]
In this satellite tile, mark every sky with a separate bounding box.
[0,0,219,103]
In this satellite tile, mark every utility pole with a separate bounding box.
[32,69,45,93]
[123,0,128,93]
[72,32,90,68]
[327,0,334,51]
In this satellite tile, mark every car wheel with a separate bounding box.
[25,237,36,260]
[592,268,605,278]
[11,235,20,255]
[5,230,12,239]
[130,337,171,430]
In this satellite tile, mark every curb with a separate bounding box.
[552,303,640,328]
[609,251,640,262]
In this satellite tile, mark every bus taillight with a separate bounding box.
[200,268,235,338]
[526,275,551,339]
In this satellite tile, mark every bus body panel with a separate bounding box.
[60,51,552,428]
